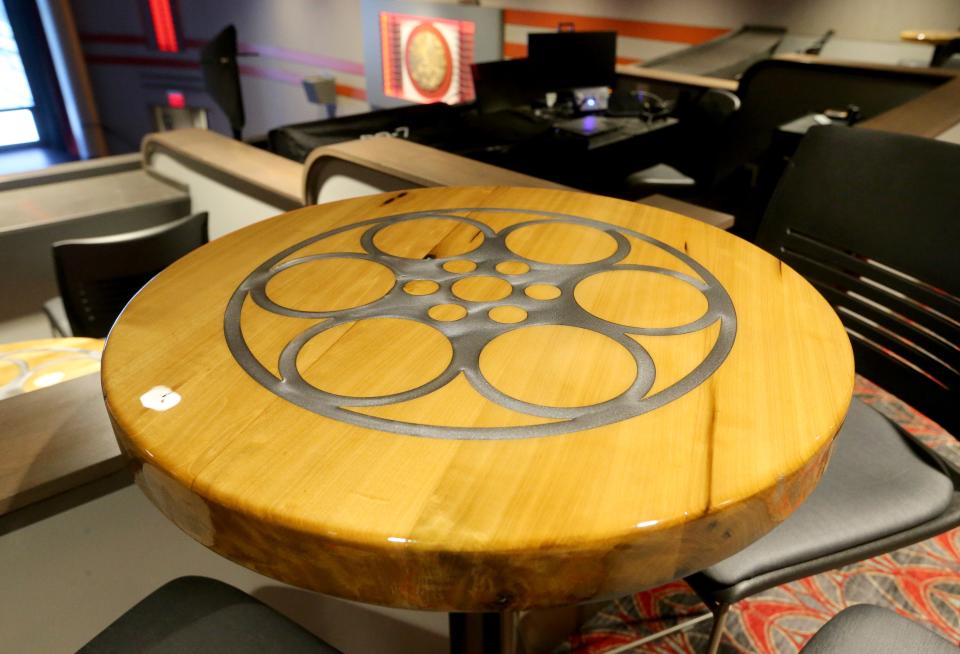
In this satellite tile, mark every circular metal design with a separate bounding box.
[404,22,452,100]
[225,208,737,440]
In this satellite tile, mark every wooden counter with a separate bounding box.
[142,129,303,210]
[619,53,960,140]
[0,339,122,516]
[303,137,568,205]
[0,169,186,237]
[616,64,739,91]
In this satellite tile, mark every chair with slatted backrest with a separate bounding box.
[682,126,960,654]
[45,212,208,338]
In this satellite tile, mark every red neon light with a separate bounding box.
[148,0,179,53]
[166,90,185,108]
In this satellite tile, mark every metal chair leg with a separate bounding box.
[601,612,713,654]
[705,603,730,654]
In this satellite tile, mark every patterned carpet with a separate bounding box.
[557,376,960,653]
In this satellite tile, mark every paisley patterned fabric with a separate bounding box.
[558,376,960,653]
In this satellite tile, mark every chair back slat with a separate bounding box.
[757,127,960,436]
[54,212,209,338]
[781,238,960,378]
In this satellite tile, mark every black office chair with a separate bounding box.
[800,605,956,653]
[76,576,342,653]
[44,212,209,338]
[682,126,960,654]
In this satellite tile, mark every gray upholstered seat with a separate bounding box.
[703,398,954,586]
[801,604,957,654]
[78,576,342,654]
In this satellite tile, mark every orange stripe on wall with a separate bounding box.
[336,84,367,101]
[503,42,527,58]
[503,9,729,45]
[503,41,640,65]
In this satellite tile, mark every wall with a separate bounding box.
[70,0,960,154]
[72,0,370,152]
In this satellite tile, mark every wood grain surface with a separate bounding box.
[142,129,303,209]
[0,374,123,516]
[0,338,103,400]
[102,186,853,610]
[901,29,960,45]
[615,63,740,91]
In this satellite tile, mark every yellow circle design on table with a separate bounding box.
[575,270,708,328]
[374,218,482,259]
[495,261,530,275]
[442,259,477,273]
[480,325,636,407]
[403,280,440,296]
[428,304,467,322]
[505,222,618,264]
[488,306,527,324]
[525,284,562,300]
[218,203,742,441]
[451,276,513,302]
[266,258,394,312]
[297,319,452,397]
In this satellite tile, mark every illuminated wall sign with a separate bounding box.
[147,0,180,53]
[380,12,475,105]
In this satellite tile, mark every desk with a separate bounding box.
[101,187,852,628]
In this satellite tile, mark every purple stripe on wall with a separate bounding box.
[239,42,366,76]
[238,63,302,85]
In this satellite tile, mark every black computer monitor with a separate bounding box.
[527,31,617,91]
[200,25,245,140]
[470,59,541,113]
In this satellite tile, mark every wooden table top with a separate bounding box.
[102,186,853,610]
[901,30,960,46]
[0,337,103,401]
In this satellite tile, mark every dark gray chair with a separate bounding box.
[44,212,208,338]
[684,126,960,654]
[801,605,956,653]
[77,576,343,653]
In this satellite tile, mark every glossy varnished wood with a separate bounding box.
[102,187,853,610]
[901,29,960,46]
[615,63,740,91]
[302,137,568,205]
[142,129,303,209]
[0,337,103,400]
[0,374,122,515]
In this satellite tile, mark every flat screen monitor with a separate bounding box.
[470,59,541,113]
[527,31,617,91]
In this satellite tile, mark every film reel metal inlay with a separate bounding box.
[225,208,737,440]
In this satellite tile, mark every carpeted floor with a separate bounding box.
[557,376,960,653]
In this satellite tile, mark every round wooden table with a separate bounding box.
[0,337,103,401]
[102,186,853,613]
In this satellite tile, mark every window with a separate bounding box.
[0,1,40,147]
